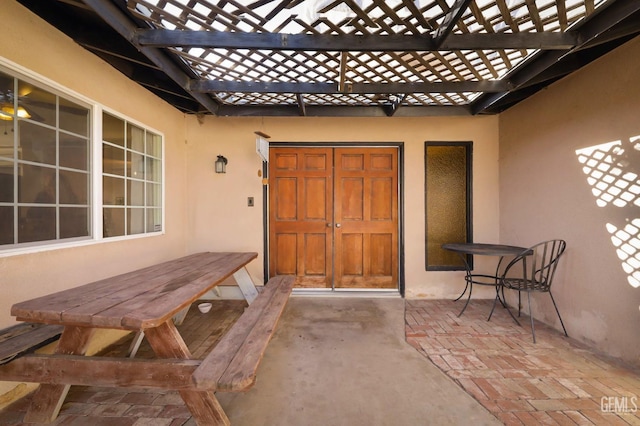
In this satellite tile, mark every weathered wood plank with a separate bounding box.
[60,253,230,328]
[216,275,294,391]
[0,324,63,364]
[24,326,94,423]
[145,321,229,426]
[12,252,257,330]
[11,253,211,324]
[192,275,294,390]
[121,253,257,329]
[191,277,278,388]
[0,354,200,389]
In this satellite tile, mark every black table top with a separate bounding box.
[442,242,531,256]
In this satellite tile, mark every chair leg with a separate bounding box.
[527,292,536,343]
[549,291,568,337]
[499,286,521,326]
[518,290,522,317]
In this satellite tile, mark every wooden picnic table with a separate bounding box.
[2,251,293,425]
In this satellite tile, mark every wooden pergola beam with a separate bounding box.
[189,80,510,94]
[134,29,577,51]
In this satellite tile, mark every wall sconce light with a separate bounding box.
[215,155,228,173]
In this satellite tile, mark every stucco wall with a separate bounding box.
[185,115,501,299]
[499,36,640,366]
[0,3,188,332]
[0,1,190,402]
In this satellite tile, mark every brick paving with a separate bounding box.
[406,299,640,425]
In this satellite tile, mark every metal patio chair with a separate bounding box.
[499,239,568,343]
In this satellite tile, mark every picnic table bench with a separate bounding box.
[0,252,294,426]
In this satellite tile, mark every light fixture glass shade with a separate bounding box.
[0,105,31,120]
[215,155,227,173]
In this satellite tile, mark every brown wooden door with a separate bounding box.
[269,147,398,290]
[269,148,333,288]
[334,148,398,288]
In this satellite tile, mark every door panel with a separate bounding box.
[269,146,398,290]
[269,148,333,288]
[334,148,398,289]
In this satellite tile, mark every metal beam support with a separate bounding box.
[134,29,577,51]
[296,93,307,116]
[81,0,220,115]
[432,0,473,48]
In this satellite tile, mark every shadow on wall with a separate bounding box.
[575,135,640,298]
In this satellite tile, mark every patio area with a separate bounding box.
[406,299,640,425]
[0,296,638,425]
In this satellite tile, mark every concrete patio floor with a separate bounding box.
[0,296,638,425]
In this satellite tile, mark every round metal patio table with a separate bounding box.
[442,243,532,321]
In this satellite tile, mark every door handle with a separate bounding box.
[335,223,341,228]
[327,223,332,228]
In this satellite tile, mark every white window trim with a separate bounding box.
[0,57,166,258]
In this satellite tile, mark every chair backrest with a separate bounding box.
[503,240,567,292]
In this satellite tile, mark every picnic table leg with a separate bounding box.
[24,326,94,423]
[145,321,230,426]
[233,267,259,304]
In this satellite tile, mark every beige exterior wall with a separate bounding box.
[185,115,500,298]
[0,0,188,347]
[499,36,640,366]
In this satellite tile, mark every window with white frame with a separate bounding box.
[0,65,163,253]
[0,69,91,248]
[102,112,162,238]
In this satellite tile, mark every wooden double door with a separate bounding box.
[269,147,399,290]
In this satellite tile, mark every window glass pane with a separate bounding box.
[19,83,55,126]
[0,159,14,202]
[103,144,124,176]
[19,205,56,243]
[102,113,162,239]
[146,157,161,182]
[0,72,17,123]
[0,71,13,104]
[60,169,88,204]
[425,143,471,270]
[0,122,16,159]
[0,206,13,244]
[19,164,56,204]
[146,208,162,233]
[128,123,144,152]
[127,151,144,179]
[103,207,124,237]
[60,207,89,239]
[127,179,144,206]
[60,133,88,171]
[146,182,161,207]
[103,113,124,146]
[59,98,89,136]
[103,175,124,206]
[1,69,93,250]
[147,132,162,157]
[128,208,144,235]
[19,121,56,165]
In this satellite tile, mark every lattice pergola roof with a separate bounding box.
[16,0,640,116]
